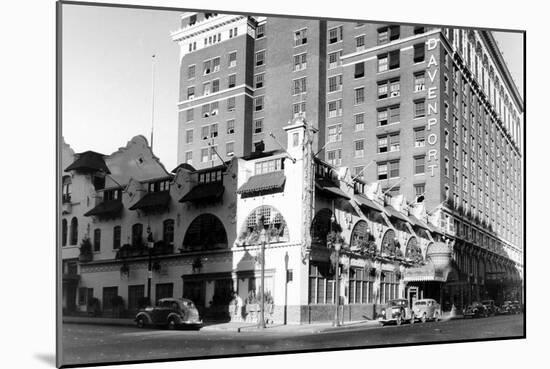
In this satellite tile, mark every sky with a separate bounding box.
[62,4,525,172]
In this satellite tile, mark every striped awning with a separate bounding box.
[354,194,385,213]
[384,206,411,223]
[315,178,350,199]
[180,182,225,202]
[237,171,286,195]
[129,191,171,210]
[84,200,123,217]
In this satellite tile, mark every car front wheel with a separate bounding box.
[136,317,146,329]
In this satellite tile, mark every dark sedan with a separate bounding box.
[463,301,488,318]
[135,298,202,329]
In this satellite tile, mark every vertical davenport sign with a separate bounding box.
[426,38,439,177]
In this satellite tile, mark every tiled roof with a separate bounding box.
[315,178,350,199]
[65,151,110,174]
[84,200,123,217]
[179,182,225,202]
[354,194,384,212]
[129,191,171,210]
[237,171,286,195]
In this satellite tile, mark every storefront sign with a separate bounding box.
[426,38,440,177]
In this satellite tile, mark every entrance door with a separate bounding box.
[407,286,419,309]
[183,280,206,309]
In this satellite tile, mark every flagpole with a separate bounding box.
[150,54,156,151]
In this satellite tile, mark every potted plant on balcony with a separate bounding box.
[79,237,93,262]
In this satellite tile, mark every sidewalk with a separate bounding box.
[62,315,382,333]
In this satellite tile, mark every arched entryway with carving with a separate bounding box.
[405,236,422,264]
[237,205,290,245]
[381,229,399,257]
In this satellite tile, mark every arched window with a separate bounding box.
[183,214,227,250]
[311,208,341,246]
[62,219,67,246]
[93,228,101,252]
[238,205,289,245]
[405,236,422,263]
[132,223,143,247]
[350,220,370,248]
[163,219,175,245]
[381,229,397,255]
[70,217,78,245]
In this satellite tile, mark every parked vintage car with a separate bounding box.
[135,298,202,329]
[412,299,441,323]
[378,299,416,325]
[481,300,497,316]
[463,301,488,318]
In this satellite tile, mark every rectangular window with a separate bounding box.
[228,51,237,68]
[294,28,307,46]
[201,148,209,163]
[389,161,400,178]
[293,102,306,117]
[355,140,364,158]
[227,119,235,134]
[328,50,342,69]
[255,50,265,66]
[212,57,220,72]
[378,163,388,180]
[378,25,399,45]
[254,96,264,111]
[212,79,220,93]
[327,99,343,118]
[414,72,426,92]
[228,74,237,88]
[415,128,425,147]
[185,151,192,165]
[354,62,365,78]
[201,126,209,140]
[113,226,121,249]
[203,60,211,75]
[328,26,343,44]
[377,136,388,153]
[414,100,426,118]
[186,108,194,122]
[202,81,211,95]
[93,229,101,252]
[327,149,342,166]
[378,79,400,99]
[255,73,264,89]
[355,35,365,51]
[210,123,218,138]
[328,74,343,92]
[210,101,219,116]
[415,156,426,174]
[354,87,365,104]
[256,24,265,38]
[355,113,365,131]
[292,77,307,95]
[226,142,234,157]
[415,184,425,197]
[185,129,193,144]
[201,104,210,118]
[414,43,426,63]
[187,65,195,79]
[254,119,263,134]
[389,134,400,152]
[327,124,342,142]
[227,96,235,111]
[187,86,195,99]
[293,53,307,71]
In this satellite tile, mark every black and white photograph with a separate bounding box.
[3,0,541,368]
[54,1,527,367]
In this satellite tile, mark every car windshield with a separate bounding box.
[389,300,406,307]
[414,301,427,306]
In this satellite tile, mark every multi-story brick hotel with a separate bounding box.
[170,12,523,296]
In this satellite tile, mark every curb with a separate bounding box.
[63,317,136,327]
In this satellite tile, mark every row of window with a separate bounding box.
[61,219,175,249]
[326,99,426,121]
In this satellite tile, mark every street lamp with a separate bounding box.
[284,252,289,325]
[333,238,342,327]
[146,226,154,305]
[257,216,269,329]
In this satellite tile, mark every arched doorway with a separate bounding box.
[182,214,228,251]
[238,205,290,245]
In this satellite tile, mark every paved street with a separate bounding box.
[61,314,524,366]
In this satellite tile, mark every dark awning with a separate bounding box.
[237,171,286,195]
[408,214,431,231]
[65,151,110,174]
[315,178,350,199]
[180,182,224,202]
[384,206,411,223]
[354,194,384,212]
[84,200,123,217]
[129,191,171,210]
